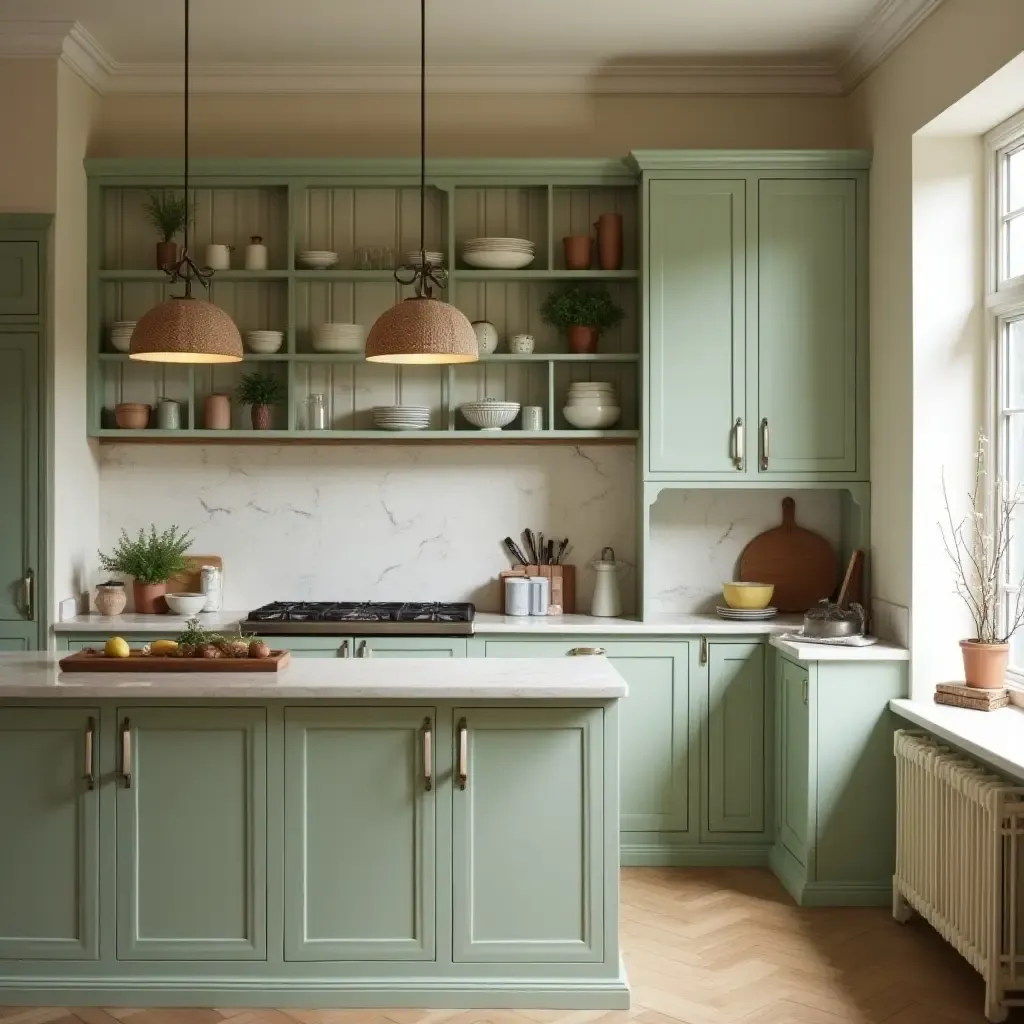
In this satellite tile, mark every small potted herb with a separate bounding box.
[98,525,193,614]
[142,191,191,270]
[540,283,624,354]
[235,371,286,430]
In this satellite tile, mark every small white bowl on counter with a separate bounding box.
[164,593,209,616]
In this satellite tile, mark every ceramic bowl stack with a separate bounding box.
[297,250,338,270]
[461,237,536,270]
[109,321,136,353]
[402,250,444,268]
[245,330,284,354]
[563,382,621,429]
[373,405,431,431]
[460,399,520,430]
[312,323,366,353]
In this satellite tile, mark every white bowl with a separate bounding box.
[297,252,338,269]
[245,331,284,353]
[563,405,621,429]
[462,250,536,270]
[460,400,520,430]
[164,592,209,616]
[109,329,134,353]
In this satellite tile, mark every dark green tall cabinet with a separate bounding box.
[0,216,47,650]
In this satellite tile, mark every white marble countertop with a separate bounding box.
[771,635,910,662]
[54,611,250,634]
[890,698,1024,783]
[0,652,627,700]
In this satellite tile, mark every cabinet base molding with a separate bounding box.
[770,844,892,908]
[621,840,770,867]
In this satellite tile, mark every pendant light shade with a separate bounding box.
[130,296,243,363]
[365,297,478,364]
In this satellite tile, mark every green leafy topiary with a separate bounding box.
[235,371,286,408]
[98,525,193,584]
[142,191,192,243]
[540,284,625,331]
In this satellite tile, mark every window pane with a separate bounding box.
[1008,213,1024,279]
[1007,412,1024,583]
[1008,320,1024,407]
[1010,610,1024,668]
[1009,148,1024,212]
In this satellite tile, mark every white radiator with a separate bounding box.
[893,730,1024,1022]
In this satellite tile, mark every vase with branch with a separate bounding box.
[940,431,1024,688]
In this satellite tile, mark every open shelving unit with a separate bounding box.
[87,158,640,443]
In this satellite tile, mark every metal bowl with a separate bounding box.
[801,601,865,638]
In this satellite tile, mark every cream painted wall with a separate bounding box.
[0,60,57,213]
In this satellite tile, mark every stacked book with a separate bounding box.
[934,683,1009,711]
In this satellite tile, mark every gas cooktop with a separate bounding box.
[241,601,476,635]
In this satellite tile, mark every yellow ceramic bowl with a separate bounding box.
[722,582,775,610]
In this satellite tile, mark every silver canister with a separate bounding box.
[529,575,550,615]
[156,398,181,430]
[199,564,223,612]
[504,576,531,616]
[522,406,543,431]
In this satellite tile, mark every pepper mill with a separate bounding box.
[590,546,622,617]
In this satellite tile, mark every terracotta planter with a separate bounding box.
[595,213,623,270]
[251,404,272,430]
[156,241,179,271]
[567,325,598,354]
[960,639,1009,689]
[563,235,592,271]
[133,581,167,615]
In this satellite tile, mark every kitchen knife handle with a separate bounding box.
[734,418,744,470]
[457,718,468,790]
[84,716,96,791]
[760,418,769,471]
[422,717,433,792]
[120,718,132,789]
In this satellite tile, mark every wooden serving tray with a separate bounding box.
[59,649,291,673]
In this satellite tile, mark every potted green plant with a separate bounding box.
[235,371,286,430]
[540,283,624,354]
[98,525,193,614]
[142,191,191,270]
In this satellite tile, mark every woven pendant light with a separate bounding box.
[365,0,477,365]
[130,0,242,364]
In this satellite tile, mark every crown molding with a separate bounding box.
[60,22,111,92]
[839,0,946,89]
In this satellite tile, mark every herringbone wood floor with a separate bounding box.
[2,868,1018,1024]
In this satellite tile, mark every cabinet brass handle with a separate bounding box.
[357,640,371,658]
[802,679,809,706]
[22,568,34,621]
[568,647,605,656]
[120,717,132,789]
[339,640,350,658]
[700,636,708,666]
[423,718,433,792]
[84,716,96,790]
[734,418,744,470]
[457,718,468,790]
[760,418,770,471]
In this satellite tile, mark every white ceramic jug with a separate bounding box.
[590,546,622,617]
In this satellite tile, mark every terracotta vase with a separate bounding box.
[595,213,623,271]
[94,582,127,616]
[156,241,179,270]
[563,235,592,271]
[960,639,1009,689]
[251,404,272,430]
[133,580,167,615]
[567,325,598,354]
[204,393,231,430]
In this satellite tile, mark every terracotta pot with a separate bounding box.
[133,580,167,615]
[251,404,272,430]
[960,639,1009,689]
[595,213,623,271]
[114,403,151,429]
[94,582,127,617]
[567,325,598,354]
[156,241,179,271]
[204,393,232,430]
[563,235,592,271]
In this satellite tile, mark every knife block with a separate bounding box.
[499,565,576,614]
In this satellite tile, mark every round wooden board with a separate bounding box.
[737,497,839,612]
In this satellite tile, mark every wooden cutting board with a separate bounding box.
[165,555,222,596]
[738,497,839,612]
[59,649,290,673]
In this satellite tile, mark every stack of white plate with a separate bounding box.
[109,321,136,353]
[563,381,621,429]
[373,405,431,431]
[461,237,536,270]
[715,606,778,621]
[297,250,338,270]
[245,330,284,354]
[402,250,444,268]
[312,323,366,353]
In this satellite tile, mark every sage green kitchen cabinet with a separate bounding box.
[284,707,435,961]
[0,239,40,319]
[115,707,267,960]
[452,706,604,963]
[358,636,467,658]
[775,657,810,866]
[704,642,766,838]
[0,708,98,960]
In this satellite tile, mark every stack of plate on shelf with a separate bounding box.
[245,330,284,354]
[312,323,366,353]
[461,237,536,270]
[715,606,778,621]
[563,381,621,430]
[402,250,444,268]
[109,321,136,353]
[297,250,338,270]
[373,405,431,431]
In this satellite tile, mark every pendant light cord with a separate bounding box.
[419,0,426,265]
[183,0,191,294]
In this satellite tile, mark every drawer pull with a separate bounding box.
[357,640,372,657]
[83,716,96,790]
[120,717,132,789]
[339,640,350,658]
[760,418,770,471]
[423,718,433,792]
[734,418,744,470]
[568,647,606,656]
[457,718,468,790]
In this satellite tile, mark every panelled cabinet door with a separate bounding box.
[357,637,467,658]
[777,660,811,865]
[704,642,765,836]
[452,707,604,963]
[0,241,40,318]
[0,709,99,960]
[116,707,267,960]
[756,179,859,474]
[647,178,746,476]
[283,707,435,961]
[278,637,354,658]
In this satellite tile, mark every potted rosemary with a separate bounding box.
[540,283,624,354]
[98,525,193,614]
[142,191,191,270]
[941,432,1024,687]
[235,371,286,430]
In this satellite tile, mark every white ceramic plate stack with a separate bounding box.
[312,323,366,353]
[715,606,778,621]
[297,250,338,270]
[402,250,444,268]
[109,321,136,353]
[563,381,621,429]
[373,405,431,431]
[461,237,536,270]
[245,330,284,354]
[460,399,521,430]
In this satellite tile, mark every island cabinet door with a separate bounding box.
[283,707,436,961]
[0,708,99,960]
[115,707,267,960]
[452,707,604,963]
[776,659,812,865]
[355,637,467,658]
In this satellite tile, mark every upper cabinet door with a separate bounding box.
[0,241,40,319]
[756,179,859,475]
[647,179,746,476]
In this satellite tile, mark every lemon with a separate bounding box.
[104,636,130,658]
[150,639,179,656]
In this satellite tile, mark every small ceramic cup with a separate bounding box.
[509,333,535,354]
[522,406,543,431]
[204,244,232,270]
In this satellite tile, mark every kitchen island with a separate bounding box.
[0,653,628,1009]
